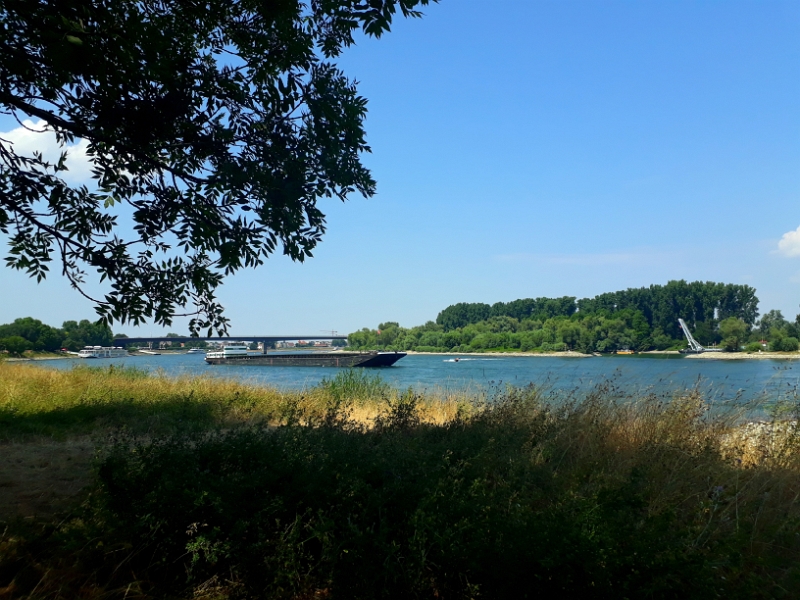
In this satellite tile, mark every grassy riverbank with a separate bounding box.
[0,363,463,441]
[1,351,77,362]
[2,364,800,598]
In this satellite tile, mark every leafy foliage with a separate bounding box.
[5,384,800,598]
[0,315,112,351]
[0,316,63,351]
[719,317,748,352]
[61,318,112,349]
[755,309,800,352]
[576,280,760,338]
[0,0,436,334]
[772,337,799,352]
[0,335,32,356]
[436,296,576,330]
[353,281,773,353]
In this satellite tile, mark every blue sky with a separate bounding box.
[1,0,799,335]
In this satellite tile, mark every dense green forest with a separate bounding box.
[0,318,113,355]
[348,280,800,353]
[0,319,209,356]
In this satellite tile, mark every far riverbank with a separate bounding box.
[404,350,593,358]
[3,354,79,362]
[685,351,800,360]
[405,349,800,360]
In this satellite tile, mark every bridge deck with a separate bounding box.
[114,335,348,354]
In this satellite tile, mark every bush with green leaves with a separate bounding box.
[721,337,740,352]
[8,385,799,599]
[775,337,799,352]
[89,410,711,596]
[0,335,32,356]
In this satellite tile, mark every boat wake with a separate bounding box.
[443,358,501,362]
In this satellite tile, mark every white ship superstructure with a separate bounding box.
[204,344,249,360]
[78,346,129,358]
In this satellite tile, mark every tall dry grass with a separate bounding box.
[1,365,800,597]
[0,363,466,439]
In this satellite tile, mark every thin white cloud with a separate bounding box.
[778,226,800,257]
[494,250,676,267]
[0,119,93,184]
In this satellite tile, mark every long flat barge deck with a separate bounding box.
[205,351,406,368]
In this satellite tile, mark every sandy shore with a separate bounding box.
[406,350,800,360]
[684,352,800,360]
[4,355,79,362]
[404,350,593,358]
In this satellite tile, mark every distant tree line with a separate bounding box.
[160,333,208,349]
[348,281,799,354]
[0,317,113,356]
[436,297,577,330]
[575,281,759,339]
[747,310,800,352]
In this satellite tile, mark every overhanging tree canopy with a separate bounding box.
[0,0,434,334]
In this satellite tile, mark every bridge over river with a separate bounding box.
[113,335,347,354]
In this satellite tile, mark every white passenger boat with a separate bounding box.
[78,346,129,359]
[205,344,249,359]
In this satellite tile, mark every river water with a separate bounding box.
[39,353,800,409]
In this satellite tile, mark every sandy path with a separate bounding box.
[0,439,94,519]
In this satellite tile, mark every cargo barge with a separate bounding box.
[204,345,405,367]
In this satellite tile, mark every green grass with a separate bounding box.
[0,350,69,360]
[1,365,800,598]
[0,363,464,440]
[320,368,393,402]
[0,362,282,439]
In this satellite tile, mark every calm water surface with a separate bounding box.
[40,353,800,406]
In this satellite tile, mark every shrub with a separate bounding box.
[778,337,799,352]
[85,406,686,596]
[722,336,741,351]
[64,390,798,599]
[539,342,566,352]
[4,375,800,599]
[0,335,32,356]
[413,345,444,353]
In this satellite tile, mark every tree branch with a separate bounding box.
[1,95,208,186]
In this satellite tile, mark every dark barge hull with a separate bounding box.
[205,351,406,368]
